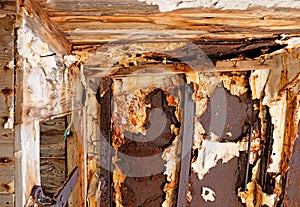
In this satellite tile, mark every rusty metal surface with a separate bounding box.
[30,167,79,207]
[177,83,195,207]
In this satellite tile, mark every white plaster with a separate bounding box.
[138,0,300,12]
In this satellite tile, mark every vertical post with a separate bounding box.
[177,81,195,207]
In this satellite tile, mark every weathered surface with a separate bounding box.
[0,14,15,205]
[81,32,300,206]
[0,0,16,14]
[21,0,71,54]
[283,122,300,206]
[0,194,14,207]
[40,117,66,196]
[138,0,300,11]
[67,110,87,207]
[15,13,82,205]
[36,0,300,51]
[189,158,244,207]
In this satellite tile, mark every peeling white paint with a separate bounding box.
[250,70,270,99]
[64,55,78,68]
[162,133,181,207]
[138,0,300,12]
[201,186,216,202]
[192,139,247,180]
[267,92,287,173]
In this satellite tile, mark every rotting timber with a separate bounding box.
[83,40,299,206]
[0,0,299,206]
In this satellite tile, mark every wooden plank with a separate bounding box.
[67,110,86,207]
[0,194,14,207]
[40,158,66,196]
[34,5,300,45]
[0,13,14,202]
[40,117,66,196]
[0,14,15,136]
[0,0,16,14]
[40,118,66,158]
[21,0,71,55]
[0,140,14,176]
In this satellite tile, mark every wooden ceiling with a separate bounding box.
[35,0,300,46]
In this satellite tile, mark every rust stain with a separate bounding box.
[0,181,14,194]
[1,87,13,114]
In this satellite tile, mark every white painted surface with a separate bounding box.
[138,0,300,11]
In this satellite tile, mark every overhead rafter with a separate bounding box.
[20,0,72,55]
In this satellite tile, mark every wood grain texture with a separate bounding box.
[34,0,300,47]
[67,110,87,207]
[0,0,16,14]
[0,194,14,207]
[21,0,71,54]
[0,14,15,201]
[40,117,66,196]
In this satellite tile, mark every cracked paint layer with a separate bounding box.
[137,0,300,12]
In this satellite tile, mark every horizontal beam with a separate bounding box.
[85,58,276,78]
[36,4,300,45]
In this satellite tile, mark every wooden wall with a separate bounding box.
[0,14,15,207]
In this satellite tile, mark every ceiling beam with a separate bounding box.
[20,0,72,55]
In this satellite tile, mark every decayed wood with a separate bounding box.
[40,117,66,196]
[0,0,17,14]
[20,0,71,55]
[0,140,14,194]
[0,14,15,201]
[34,1,300,47]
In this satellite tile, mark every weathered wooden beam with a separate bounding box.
[20,0,72,55]
[85,58,276,79]
[35,5,300,45]
[0,0,17,14]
